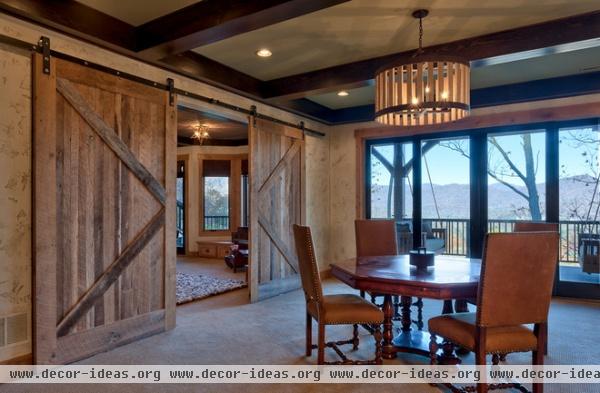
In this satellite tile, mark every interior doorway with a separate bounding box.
[174,103,250,306]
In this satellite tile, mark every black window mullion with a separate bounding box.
[412,139,422,248]
[469,131,488,258]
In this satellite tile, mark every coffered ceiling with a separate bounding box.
[192,0,600,81]
[3,0,599,124]
[77,0,200,26]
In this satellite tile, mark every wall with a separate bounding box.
[0,43,32,362]
[0,12,330,362]
[176,145,249,252]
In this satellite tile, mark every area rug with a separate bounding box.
[176,272,247,305]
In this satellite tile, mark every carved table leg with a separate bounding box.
[442,300,454,314]
[454,299,469,313]
[400,296,413,332]
[382,294,396,359]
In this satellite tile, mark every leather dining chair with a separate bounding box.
[514,221,559,356]
[293,224,383,365]
[355,219,425,329]
[428,231,559,393]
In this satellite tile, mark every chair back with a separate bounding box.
[355,219,398,257]
[293,225,323,304]
[514,221,559,232]
[477,232,559,327]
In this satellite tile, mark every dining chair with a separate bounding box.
[293,224,383,365]
[428,231,559,393]
[355,219,424,329]
[513,221,558,357]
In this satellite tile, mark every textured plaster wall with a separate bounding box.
[0,43,32,361]
[0,12,331,361]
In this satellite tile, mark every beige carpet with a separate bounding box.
[2,272,598,393]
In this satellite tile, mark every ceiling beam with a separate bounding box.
[262,11,600,100]
[135,0,350,60]
[160,51,263,97]
[0,0,136,51]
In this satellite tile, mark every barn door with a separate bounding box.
[32,54,176,364]
[249,118,305,302]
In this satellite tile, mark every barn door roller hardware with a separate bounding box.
[167,78,175,106]
[0,33,325,138]
[39,36,50,75]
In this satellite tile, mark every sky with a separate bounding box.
[371,126,599,187]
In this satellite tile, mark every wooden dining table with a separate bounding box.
[331,255,481,362]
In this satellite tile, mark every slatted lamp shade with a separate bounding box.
[375,10,470,126]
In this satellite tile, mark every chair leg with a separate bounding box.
[306,312,312,357]
[373,325,383,365]
[429,333,438,365]
[317,323,325,365]
[533,323,546,393]
[475,328,488,393]
[352,324,359,350]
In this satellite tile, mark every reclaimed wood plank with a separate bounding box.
[56,77,166,205]
[56,209,166,337]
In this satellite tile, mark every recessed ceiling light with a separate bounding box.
[337,90,349,97]
[256,48,272,58]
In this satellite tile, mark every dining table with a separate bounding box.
[330,254,481,363]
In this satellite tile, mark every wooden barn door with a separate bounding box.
[32,54,177,364]
[249,118,305,302]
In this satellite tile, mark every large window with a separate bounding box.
[365,118,599,298]
[203,160,230,231]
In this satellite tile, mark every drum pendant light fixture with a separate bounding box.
[375,9,470,126]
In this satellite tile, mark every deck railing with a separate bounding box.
[204,215,229,231]
[422,218,599,263]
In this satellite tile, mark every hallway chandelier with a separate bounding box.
[375,9,470,126]
[192,123,210,144]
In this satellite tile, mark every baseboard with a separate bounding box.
[0,353,32,365]
[320,267,332,279]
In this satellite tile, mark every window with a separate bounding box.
[558,125,599,284]
[203,160,230,231]
[421,137,470,255]
[487,130,546,232]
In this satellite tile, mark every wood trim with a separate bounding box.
[55,310,165,364]
[0,353,33,365]
[136,0,351,59]
[32,52,58,364]
[55,77,167,204]
[56,209,166,336]
[355,100,600,140]
[164,93,177,330]
[355,136,365,219]
[197,154,248,236]
[177,154,191,255]
[248,117,259,302]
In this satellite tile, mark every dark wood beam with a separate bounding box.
[263,11,600,99]
[160,51,263,97]
[135,0,350,60]
[0,0,135,50]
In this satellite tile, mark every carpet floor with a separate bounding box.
[2,277,598,393]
